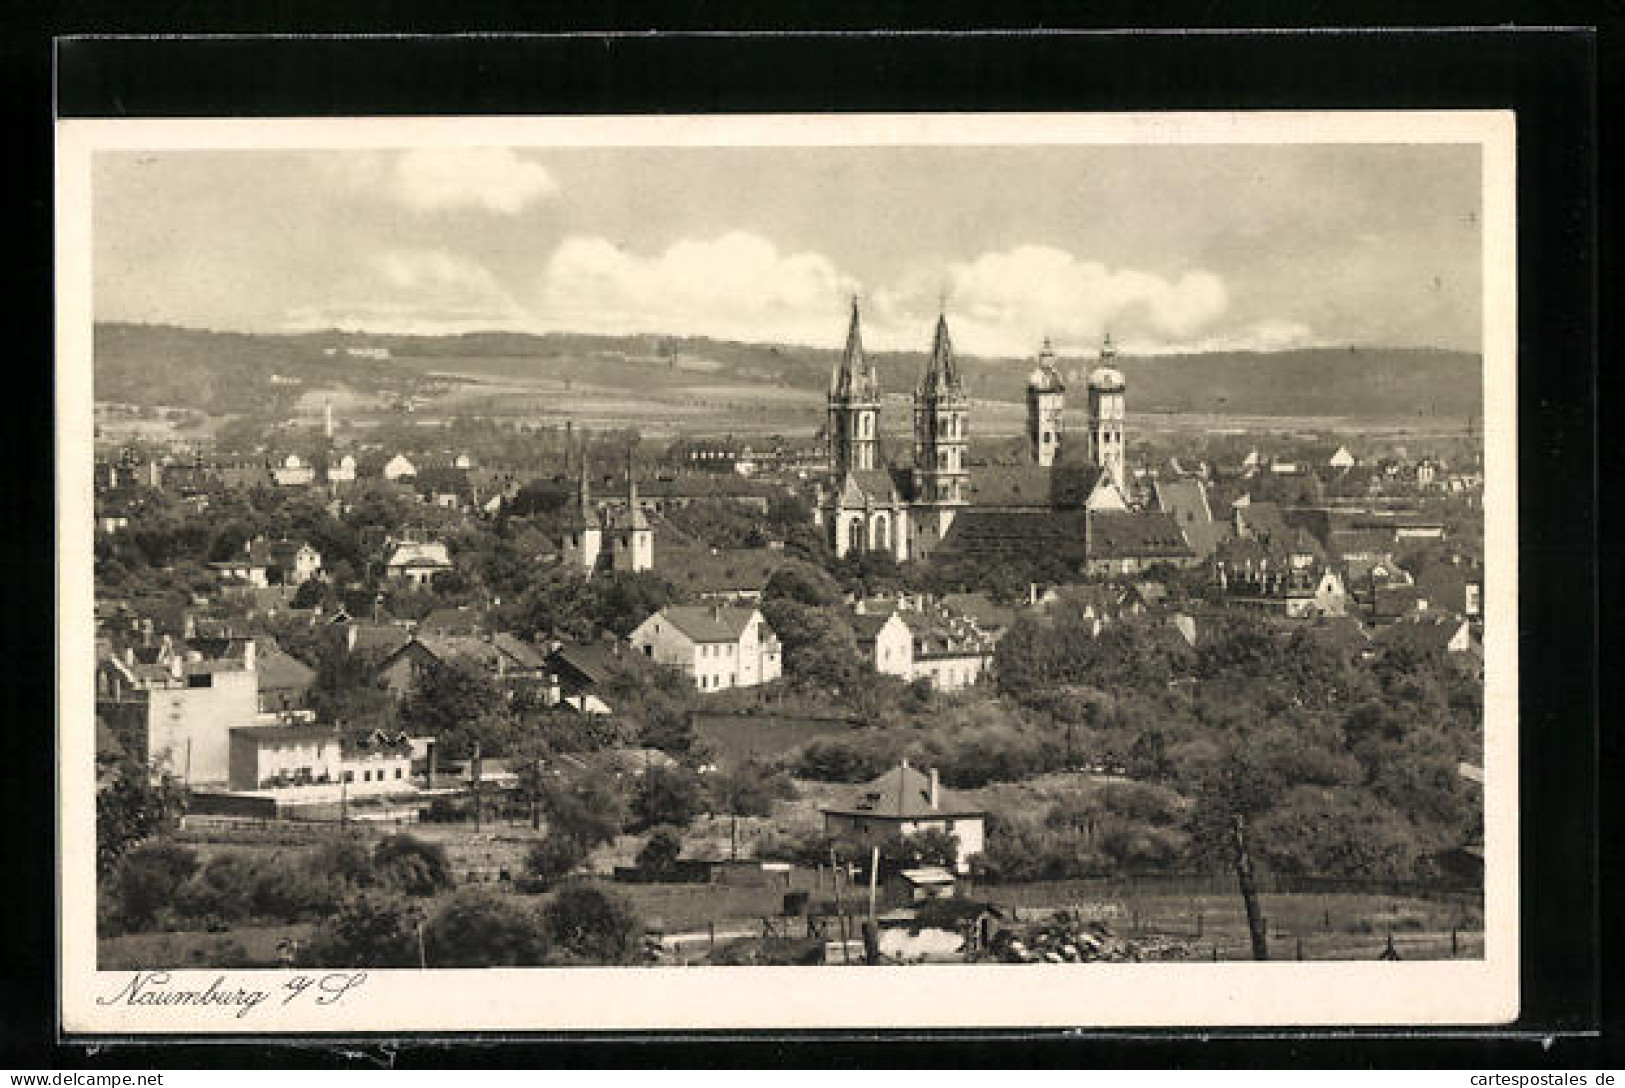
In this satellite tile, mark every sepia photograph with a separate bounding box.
[56,111,1518,1032]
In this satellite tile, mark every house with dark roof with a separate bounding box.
[374,633,550,701]
[820,760,986,873]
[543,641,624,715]
[255,639,317,714]
[1084,511,1197,576]
[627,605,782,692]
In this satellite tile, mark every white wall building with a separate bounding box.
[628,605,782,692]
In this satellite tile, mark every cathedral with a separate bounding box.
[818,300,1178,570]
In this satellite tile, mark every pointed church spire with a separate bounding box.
[920,308,960,396]
[831,295,871,398]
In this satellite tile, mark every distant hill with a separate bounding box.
[92,322,1481,421]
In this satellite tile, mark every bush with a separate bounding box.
[173,853,258,925]
[109,840,197,932]
[543,883,644,964]
[373,834,453,896]
[310,834,377,887]
[301,894,423,969]
[248,853,351,923]
[425,889,551,967]
[525,832,588,889]
[793,737,891,783]
[629,765,707,832]
[635,826,683,877]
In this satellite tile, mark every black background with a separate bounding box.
[4,13,1609,1069]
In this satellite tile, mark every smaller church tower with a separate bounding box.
[828,296,881,478]
[1026,338,1066,468]
[1086,333,1128,495]
[912,309,971,548]
[611,443,654,573]
[566,450,603,575]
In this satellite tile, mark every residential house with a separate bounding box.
[899,604,996,691]
[852,609,914,680]
[383,454,418,481]
[227,725,421,800]
[627,605,783,692]
[254,639,317,714]
[820,760,986,874]
[273,453,316,487]
[384,539,453,587]
[210,538,323,587]
[375,633,550,702]
[96,641,263,786]
[1084,511,1197,577]
[542,642,624,715]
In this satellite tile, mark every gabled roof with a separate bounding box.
[659,546,785,597]
[547,642,625,687]
[655,605,764,644]
[963,466,1055,509]
[940,592,1019,633]
[345,623,413,658]
[1153,478,1213,525]
[1375,615,1472,656]
[1087,511,1195,560]
[851,610,907,643]
[823,762,983,820]
[386,540,452,569]
[935,509,1090,563]
[836,468,903,507]
[255,640,316,691]
[418,606,485,636]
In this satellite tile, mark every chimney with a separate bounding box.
[1028,582,1038,605]
[243,638,256,672]
[929,767,940,809]
[545,673,561,707]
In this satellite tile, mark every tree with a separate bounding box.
[635,826,683,877]
[763,562,844,608]
[424,889,551,967]
[759,599,863,693]
[891,827,959,870]
[96,759,187,875]
[373,834,453,896]
[108,840,197,932]
[291,577,327,611]
[525,832,589,888]
[543,884,644,964]
[629,765,707,832]
[398,659,515,759]
[301,894,423,969]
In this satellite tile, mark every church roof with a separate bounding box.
[1087,511,1194,560]
[962,466,1056,510]
[917,313,963,398]
[837,468,904,507]
[936,509,1090,563]
[1026,340,1066,392]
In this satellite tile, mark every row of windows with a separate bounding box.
[339,766,406,784]
[699,643,736,658]
[699,673,737,690]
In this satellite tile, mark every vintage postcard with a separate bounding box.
[57,111,1517,1032]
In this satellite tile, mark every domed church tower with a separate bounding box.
[1086,333,1128,494]
[1026,337,1066,468]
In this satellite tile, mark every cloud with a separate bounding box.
[281,248,527,333]
[390,148,558,214]
[870,245,1231,356]
[536,231,859,342]
[1120,319,1320,356]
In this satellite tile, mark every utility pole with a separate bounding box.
[1232,813,1269,961]
[830,844,850,965]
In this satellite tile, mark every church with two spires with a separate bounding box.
[817,300,1193,575]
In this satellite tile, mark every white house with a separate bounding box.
[273,453,316,487]
[627,605,782,692]
[820,760,986,874]
[227,725,423,799]
[1329,446,1357,470]
[384,539,453,587]
[327,454,357,484]
[852,609,914,679]
[383,454,418,481]
[97,643,264,786]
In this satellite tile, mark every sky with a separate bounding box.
[92,143,1481,357]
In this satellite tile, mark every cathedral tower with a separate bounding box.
[566,450,603,574]
[1086,333,1128,494]
[912,310,970,544]
[827,297,881,478]
[1026,338,1066,468]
